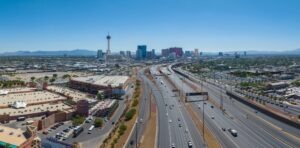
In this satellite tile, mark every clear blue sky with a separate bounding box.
[0,0,299,53]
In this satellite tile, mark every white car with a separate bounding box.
[169,119,172,123]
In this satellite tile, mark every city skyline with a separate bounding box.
[0,0,300,52]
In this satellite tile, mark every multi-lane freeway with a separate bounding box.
[143,66,205,148]
[167,65,300,148]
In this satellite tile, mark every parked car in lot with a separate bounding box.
[42,131,48,135]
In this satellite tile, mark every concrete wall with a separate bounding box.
[226,91,300,129]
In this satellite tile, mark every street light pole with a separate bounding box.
[135,121,138,148]
[203,98,205,146]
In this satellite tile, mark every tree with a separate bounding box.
[125,109,136,121]
[30,76,35,82]
[72,115,85,126]
[44,76,49,81]
[5,143,11,148]
[63,74,70,79]
[53,74,58,78]
[97,93,104,100]
[49,78,56,83]
[94,118,103,127]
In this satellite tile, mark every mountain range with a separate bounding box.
[0,49,97,56]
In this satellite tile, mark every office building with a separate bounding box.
[76,100,89,117]
[126,51,132,58]
[152,49,156,58]
[97,49,104,59]
[194,49,199,57]
[161,49,170,57]
[136,45,147,60]
[120,51,125,57]
[161,47,183,58]
[184,51,192,57]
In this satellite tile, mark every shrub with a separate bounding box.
[132,99,139,107]
[125,109,136,121]
[94,118,104,127]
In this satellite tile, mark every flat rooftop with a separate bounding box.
[0,125,27,146]
[0,103,71,116]
[71,75,129,87]
[0,91,67,106]
[0,87,37,93]
[47,86,93,102]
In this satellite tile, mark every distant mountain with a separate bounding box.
[0,49,97,56]
[202,48,300,56]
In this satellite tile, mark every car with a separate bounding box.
[42,131,48,135]
[171,143,175,148]
[198,105,201,109]
[187,141,193,148]
[211,105,214,108]
[169,119,172,123]
[211,116,215,119]
[178,118,181,121]
[228,128,238,137]
[204,102,207,105]
[221,127,226,131]
[130,140,134,145]
[165,103,168,106]
[185,129,189,133]
[112,121,115,125]
[178,124,182,127]
[63,128,70,132]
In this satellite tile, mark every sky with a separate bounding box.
[0,0,300,53]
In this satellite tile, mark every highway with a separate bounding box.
[126,69,151,148]
[150,66,205,148]
[165,65,300,148]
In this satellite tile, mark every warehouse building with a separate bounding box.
[69,75,129,95]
